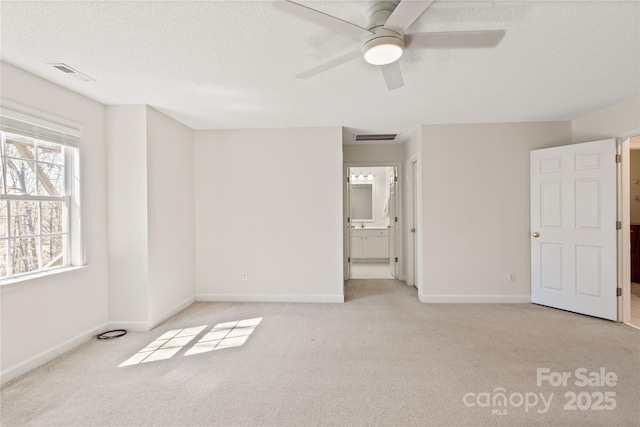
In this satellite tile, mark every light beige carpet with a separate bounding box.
[2,279,639,426]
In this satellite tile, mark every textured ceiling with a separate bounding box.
[1,0,639,144]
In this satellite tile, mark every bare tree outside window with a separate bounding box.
[0,133,68,278]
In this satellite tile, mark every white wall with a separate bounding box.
[0,61,109,385]
[572,96,640,143]
[107,106,196,330]
[195,127,344,302]
[106,106,149,328]
[343,143,403,163]
[146,107,196,326]
[403,128,421,161]
[419,122,572,302]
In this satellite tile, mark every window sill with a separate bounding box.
[0,265,86,289]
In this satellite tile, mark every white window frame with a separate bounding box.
[0,106,83,282]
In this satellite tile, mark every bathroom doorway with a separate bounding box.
[345,163,401,280]
[625,135,640,328]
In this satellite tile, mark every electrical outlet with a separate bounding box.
[507,272,516,282]
[242,273,248,281]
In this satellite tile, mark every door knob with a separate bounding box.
[532,232,540,238]
[411,228,416,233]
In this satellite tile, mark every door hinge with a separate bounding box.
[616,221,622,230]
[394,175,398,182]
[348,257,351,263]
[616,154,621,163]
[395,257,398,263]
[395,216,398,223]
[347,176,350,183]
[617,288,622,297]
[347,217,350,223]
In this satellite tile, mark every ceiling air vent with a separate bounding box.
[354,133,398,142]
[51,63,95,81]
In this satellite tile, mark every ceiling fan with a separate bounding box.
[275,0,506,90]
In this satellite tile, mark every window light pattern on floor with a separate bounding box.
[119,325,206,367]
[185,318,262,356]
[119,318,262,367]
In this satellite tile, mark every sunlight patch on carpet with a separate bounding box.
[119,318,263,366]
[119,325,207,367]
[185,318,262,356]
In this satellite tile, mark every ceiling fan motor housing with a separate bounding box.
[366,1,399,30]
[362,1,404,65]
[361,30,404,64]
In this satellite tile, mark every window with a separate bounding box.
[0,110,81,280]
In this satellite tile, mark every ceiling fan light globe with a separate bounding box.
[364,44,403,65]
[362,36,404,65]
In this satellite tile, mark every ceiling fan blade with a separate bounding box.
[384,0,434,34]
[295,49,362,79]
[380,61,404,91]
[405,30,506,49]
[275,0,373,40]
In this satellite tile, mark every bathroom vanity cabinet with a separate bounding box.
[350,228,389,260]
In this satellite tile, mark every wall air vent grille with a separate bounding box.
[50,63,95,81]
[53,65,74,73]
[354,134,397,142]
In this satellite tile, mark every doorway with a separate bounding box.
[345,163,401,280]
[625,135,640,328]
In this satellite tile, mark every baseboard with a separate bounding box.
[1,322,108,388]
[624,322,640,331]
[418,294,531,303]
[148,296,196,330]
[106,321,151,332]
[197,293,344,303]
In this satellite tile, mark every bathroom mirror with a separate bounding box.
[350,183,374,222]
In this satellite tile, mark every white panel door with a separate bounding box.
[388,167,398,277]
[411,160,418,288]
[530,139,617,320]
[345,170,352,279]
